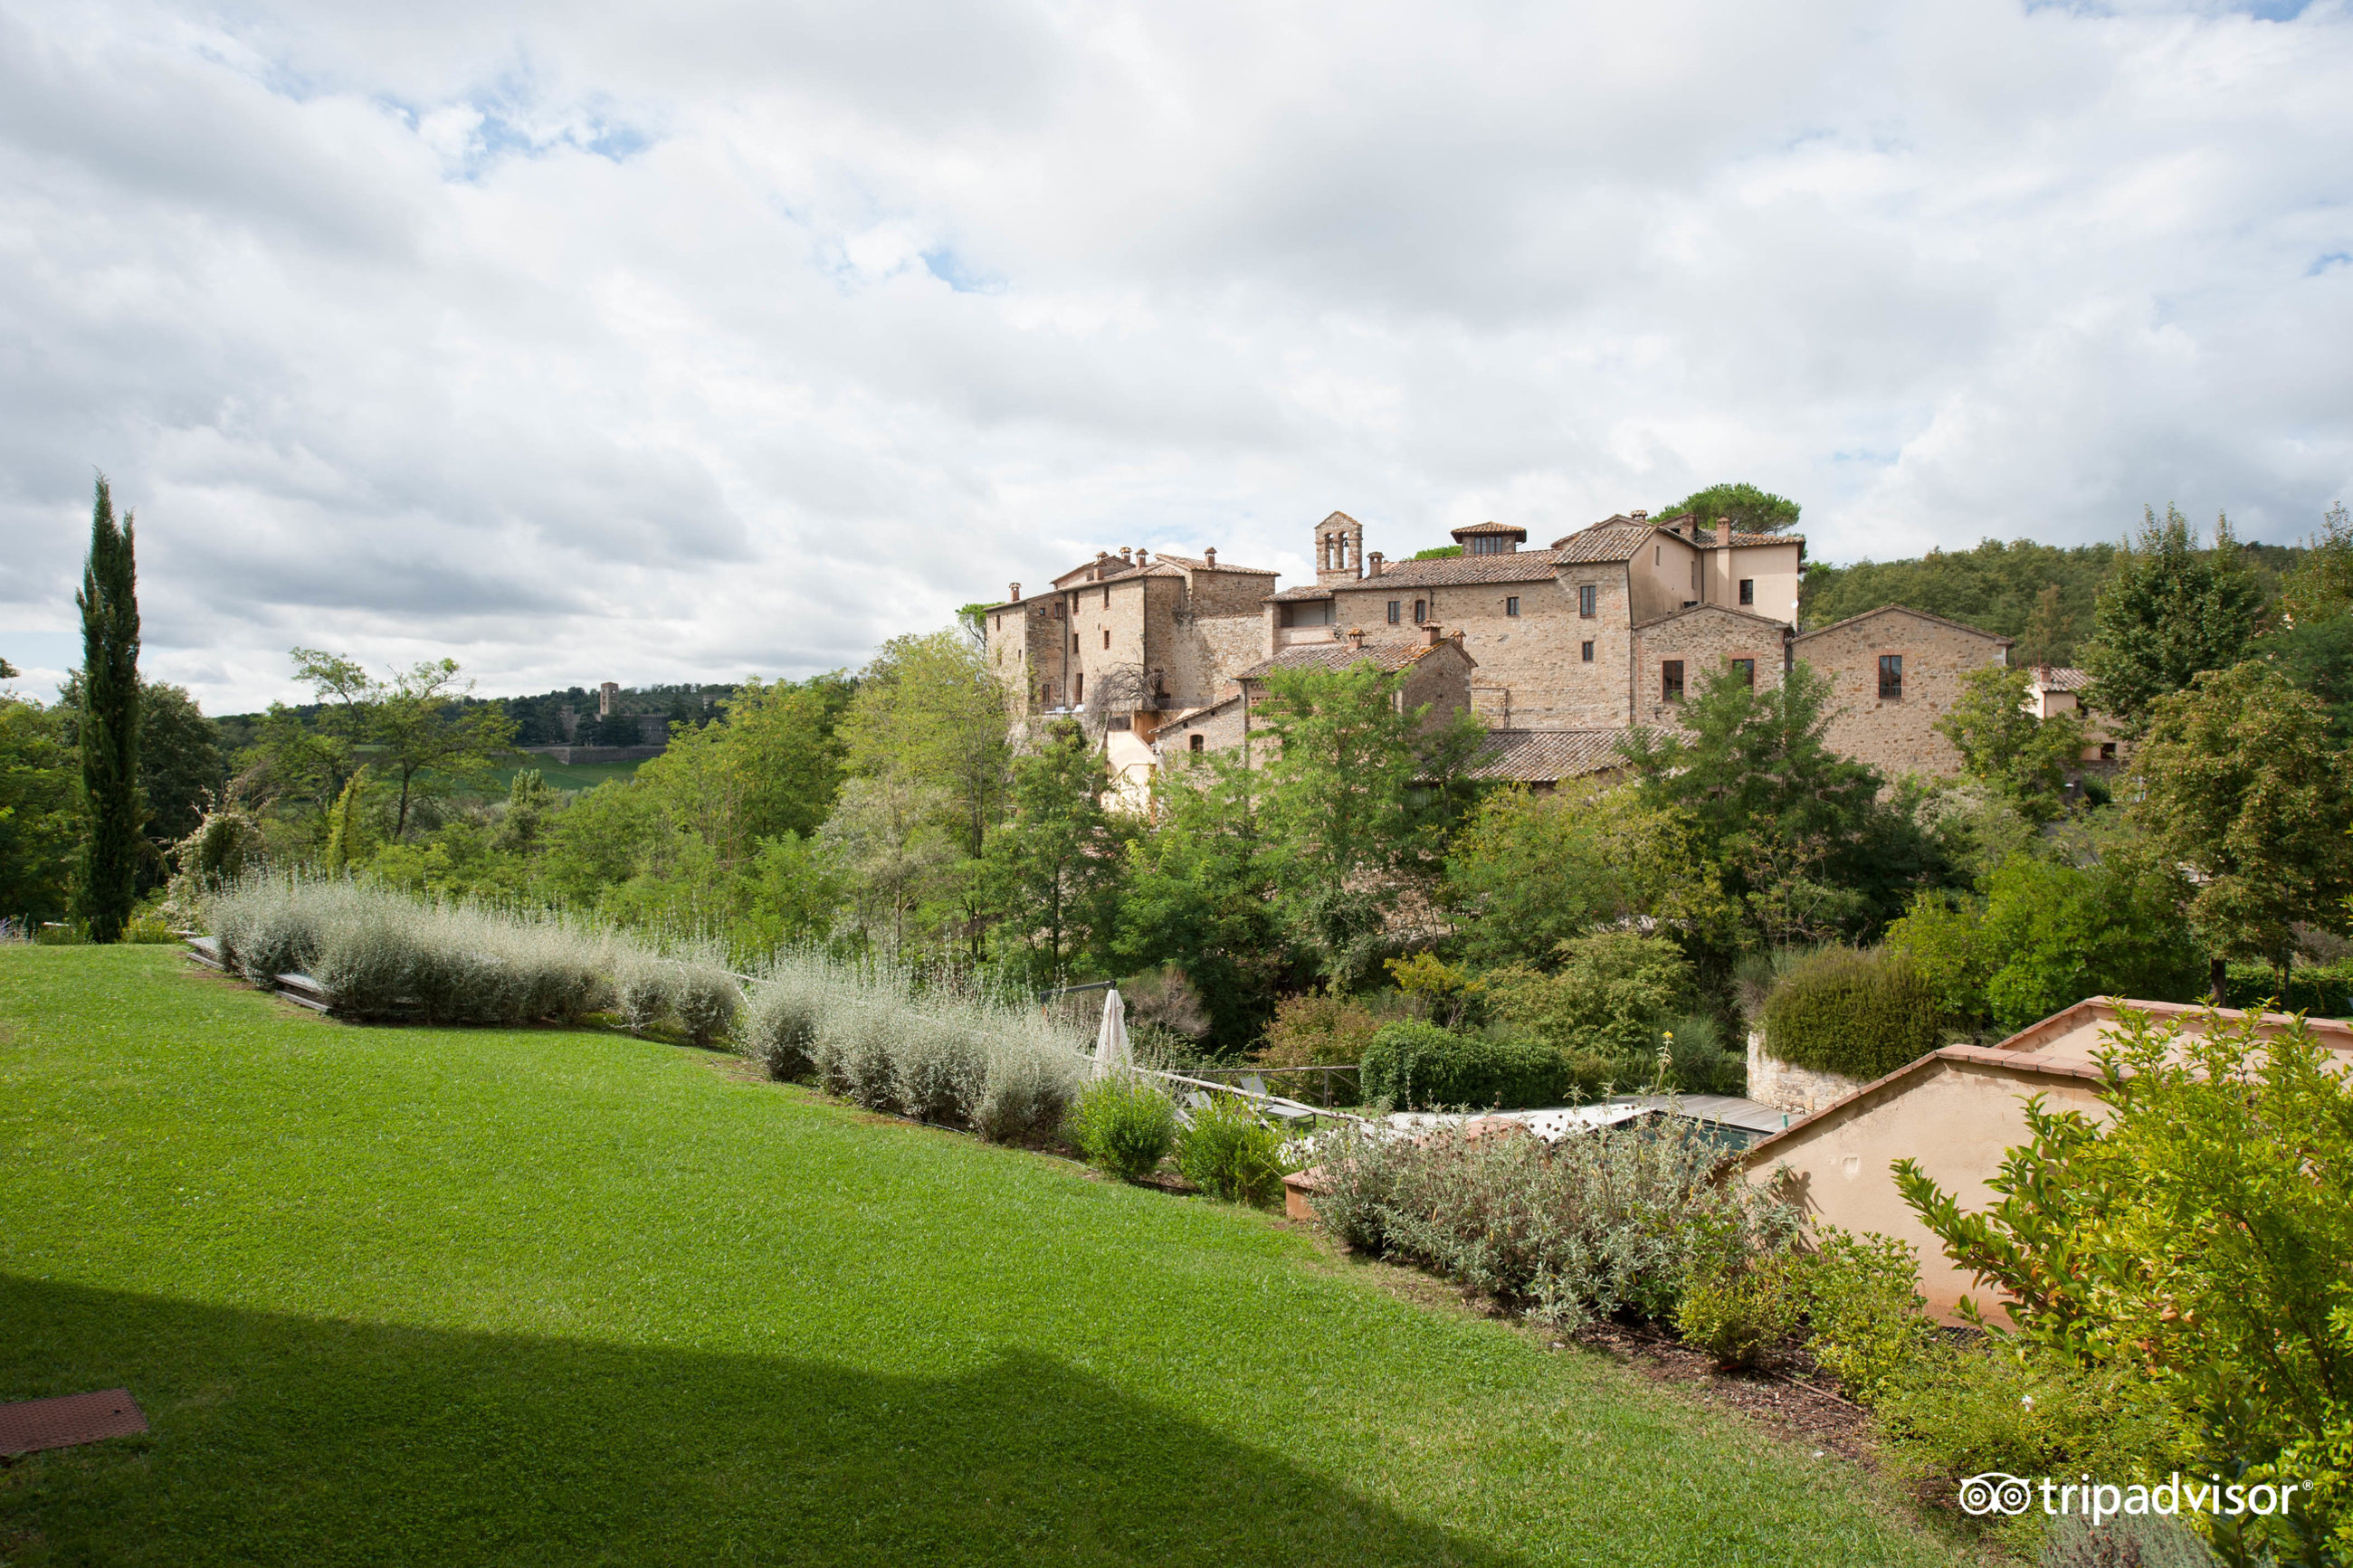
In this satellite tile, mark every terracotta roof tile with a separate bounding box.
[1235,639,1450,680]
[1346,550,1567,587]
[1547,525,1655,564]
[2033,666,2093,691]
[1794,603,2013,645]
[1463,727,1637,782]
[1152,551,1277,576]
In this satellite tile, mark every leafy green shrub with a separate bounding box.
[1486,931,1694,1060]
[1175,1093,1291,1205]
[1359,1020,1578,1110]
[119,909,179,944]
[32,920,92,946]
[1675,1249,1802,1370]
[1898,1005,2353,1560]
[1253,991,1381,1069]
[1660,1012,1742,1095]
[1067,1074,1177,1181]
[1799,1227,1940,1405]
[2224,958,2353,1019]
[1759,946,1939,1080]
[1310,1116,1800,1326]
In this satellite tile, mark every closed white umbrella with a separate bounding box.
[1091,987,1131,1079]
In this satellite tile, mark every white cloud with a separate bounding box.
[0,0,2347,710]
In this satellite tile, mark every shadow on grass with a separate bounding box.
[0,1275,1521,1567]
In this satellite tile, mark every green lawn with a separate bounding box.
[484,755,646,794]
[0,949,1965,1566]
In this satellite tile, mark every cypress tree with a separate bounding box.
[74,475,141,942]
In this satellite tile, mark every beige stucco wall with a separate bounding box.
[1706,539,1801,625]
[1745,1060,2110,1323]
[1628,533,1702,624]
[1794,611,2010,780]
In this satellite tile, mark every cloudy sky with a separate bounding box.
[2,0,2348,712]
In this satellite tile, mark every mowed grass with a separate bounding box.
[0,949,1963,1567]
[483,755,647,793]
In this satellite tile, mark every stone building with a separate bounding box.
[1152,626,1479,762]
[2026,665,2123,766]
[979,546,1278,738]
[986,508,2037,790]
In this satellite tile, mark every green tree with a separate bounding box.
[291,650,518,841]
[0,657,17,679]
[0,697,81,923]
[1623,662,1936,944]
[1442,780,1730,967]
[56,673,224,887]
[1659,481,1801,534]
[74,476,141,941]
[1486,930,1694,1063]
[818,771,957,952]
[1898,1005,2353,1563]
[1250,661,1484,985]
[723,674,853,843]
[2081,505,2263,736]
[237,703,357,853]
[840,630,1008,862]
[981,718,1130,979]
[1115,754,1283,1051]
[2256,613,2353,744]
[2127,660,2353,1002]
[1954,850,2198,1031]
[2279,501,2353,628]
[1933,665,2084,824]
[1802,538,2117,660]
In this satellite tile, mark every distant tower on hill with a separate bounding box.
[597,681,619,717]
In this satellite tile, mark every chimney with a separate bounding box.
[1424,622,1443,647]
[1120,546,1133,564]
[1204,546,1217,566]
[1367,551,1384,576]
[1632,509,1649,522]
[1347,628,1365,650]
[1137,550,1149,565]
[1009,582,1021,603]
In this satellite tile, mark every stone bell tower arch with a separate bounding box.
[1314,510,1365,585]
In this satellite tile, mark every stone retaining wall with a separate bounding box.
[1745,1031,1866,1117]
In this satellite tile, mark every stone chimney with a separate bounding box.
[1347,628,1365,650]
[1204,546,1217,566]
[1632,510,1649,522]
[1009,583,1022,603]
[1367,551,1384,576]
[1137,550,1149,565]
[1423,622,1443,647]
[1119,546,1133,564]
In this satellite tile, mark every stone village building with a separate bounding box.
[980,509,2025,791]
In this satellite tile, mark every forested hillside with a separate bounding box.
[1800,535,2306,665]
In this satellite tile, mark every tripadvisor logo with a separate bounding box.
[1958,1472,2307,1527]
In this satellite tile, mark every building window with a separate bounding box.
[1654,546,1662,565]
[1414,600,1427,623]
[2100,742,2117,763]
[1505,595,1520,617]
[1386,600,1400,624]
[1691,561,1700,592]
[1578,584,1597,618]
[1738,578,1754,606]
[1581,640,1595,662]
[1103,585,1111,607]
[1189,733,1205,754]
[1879,654,1904,701]
[1071,632,1079,653]
[1662,660,1685,702]
[1103,629,1110,649]
[1731,657,1755,688]
[1074,673,1084,704]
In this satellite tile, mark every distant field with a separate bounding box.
[483,755,646,794]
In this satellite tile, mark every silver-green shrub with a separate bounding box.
[670,961,742,1049]
[1307,1114,1801,1326]
[204,872,629,1026]
[741,948,1087,1142]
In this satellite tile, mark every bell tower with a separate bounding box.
[1313,510,1365,585]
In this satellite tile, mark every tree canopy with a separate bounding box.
[1658,482,1801,534]
[2081,505,2263,735]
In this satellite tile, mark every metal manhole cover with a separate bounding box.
[0,1389,148,1454]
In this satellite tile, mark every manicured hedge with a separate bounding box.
[1759,947,1940,1083]
[2223,961,2353,1021]
[1359,1020,1577,1110]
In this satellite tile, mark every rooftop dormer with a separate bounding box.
[1450,520,1527,557]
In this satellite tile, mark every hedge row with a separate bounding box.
[1359,1020,1580,1110]
[1759,947,1940,1082]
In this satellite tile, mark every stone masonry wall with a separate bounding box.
[1631,608,1788,730]
[1794,611,2010,780]
[1746,1032,1867,1117]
